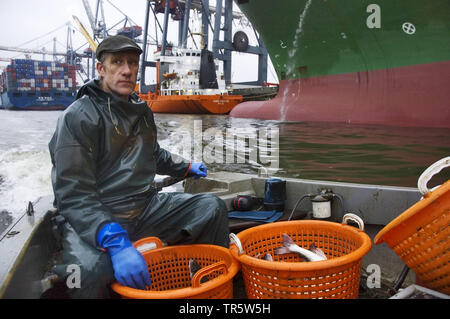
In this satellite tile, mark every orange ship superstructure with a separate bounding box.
[139,46,242,114]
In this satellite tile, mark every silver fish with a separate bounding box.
[188,259,209,284]
[263,253,273,261]
[274,233,327,262]
[309,244,327,260]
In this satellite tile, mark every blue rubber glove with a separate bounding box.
[189,162,207,179]
[97,222,151,290]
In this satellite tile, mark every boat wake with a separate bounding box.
[0,148,53,217]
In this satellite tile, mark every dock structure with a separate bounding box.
[140,0,269,93]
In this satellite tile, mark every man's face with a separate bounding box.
[96,51,140,100]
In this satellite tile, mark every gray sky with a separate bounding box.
[0,0,277,83]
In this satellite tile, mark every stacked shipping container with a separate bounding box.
[5,59,77,92]
[0,58,78,110]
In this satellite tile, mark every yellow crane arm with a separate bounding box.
[72,15,98,52]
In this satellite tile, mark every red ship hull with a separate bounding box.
[230,60,450,129]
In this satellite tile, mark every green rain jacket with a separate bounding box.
[49,80,190,249]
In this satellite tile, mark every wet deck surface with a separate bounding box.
[0,210,13,236]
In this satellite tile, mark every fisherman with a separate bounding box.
[48,35,229,298]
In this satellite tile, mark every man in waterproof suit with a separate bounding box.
[48,35,229,298]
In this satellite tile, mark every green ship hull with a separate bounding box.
[231,0,450,128]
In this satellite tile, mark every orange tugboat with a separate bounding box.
[139,46,243,114]
[139,93,243,114]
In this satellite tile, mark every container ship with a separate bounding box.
[230,0,450,129]
[0,59,77,110]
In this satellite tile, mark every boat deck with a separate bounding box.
[1,171,444,299]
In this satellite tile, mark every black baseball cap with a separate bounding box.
[96,35,143,60]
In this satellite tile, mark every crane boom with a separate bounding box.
[176,0,245,19]
[0,45,67,56]
[72,15,98,52]
[82,0,97,33]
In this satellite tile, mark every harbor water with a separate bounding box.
[0,109,449,221]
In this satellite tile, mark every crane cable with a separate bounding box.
[14,22,69,49]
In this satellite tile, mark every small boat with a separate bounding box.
[1,167,448,299]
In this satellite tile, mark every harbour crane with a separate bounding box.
[72,15,98,52]
[0,45,68,58]
[82,0,107,39]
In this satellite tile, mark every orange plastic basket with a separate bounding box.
[111,237,240,299]
[229,216,372,299]
[374,179,450,294]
